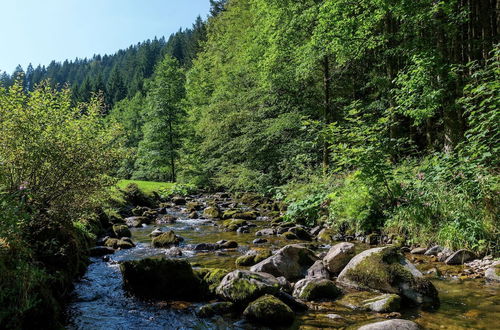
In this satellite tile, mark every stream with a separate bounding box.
[67,200,500,329]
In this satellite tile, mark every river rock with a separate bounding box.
[424,245,443,256]
[195,268,229,296]
[188,211,198,219]
[243,294,294,327]
[112,224,131,238]
[289,226,312,241]
[307,260,330,279]
[165,247,183,257]
[253,238,268,244]
[292,278,341,301]
[215,270,281,304]
[203,206,220,219]
[152,231,183,248]
[337,247,439,307]
[89,246,115,257]
[445,249,477,265]
[358,319,420,330]
[323,242,356,274]
[194,243,219,251]
[172,196,186,205]
[317,228,336,243]
[125,216,149,228]
[148,228,163,237]
[485,266,500,283]
[220,240,238,249]
[156,214,177,224]
[255,228,276,236]
[104,238,119,249]
[236,249,272,267]
[250,244,318,281]
[222,219,247,231]
[117,239,135,249]
[275,291,308,312]
[363,294,401,313]
[410,247,427,255]
[282,231,298,240]
[197,302,234,318]
[120,257,203,300]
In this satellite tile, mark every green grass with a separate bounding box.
[116,179,174,194]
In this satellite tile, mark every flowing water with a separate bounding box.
[67,206,500,329]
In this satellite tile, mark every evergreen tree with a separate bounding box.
[134,57,185,182]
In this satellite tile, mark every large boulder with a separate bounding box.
[358,319,420,330]
[337,247,439,307]
[444,249,477,265]
[323,242,356,274]
[243,295,294,327]
[235,249,272,267]
[485,265,500,283]
[120,257,203,300]
[215,270,281,304]
[292,278,341,301]
[250,244,318,281]
[152,231,183,248]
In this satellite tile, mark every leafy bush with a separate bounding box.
[159,182,197,198]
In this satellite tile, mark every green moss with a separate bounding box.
[282,231,298,240]
[195,268,229,296]
[197,302,234,318]
[243,294,294,326]
[298,280,342,301]
[151,231,182,247]
[236,255,256,266]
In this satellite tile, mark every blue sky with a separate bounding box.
[0,0,211,73]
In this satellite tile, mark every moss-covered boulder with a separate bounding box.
[444,249,477,265]
[235,249,272,267]
[215,270,281,304]
[151,231,183,248]
[221,219,247,231]
[292,278,341,301]
[197,302,234,318]
[243,294,294,327]
[203,206,220,219]
[120,257,203,300]
[195,268,230,297]
[337,247,439,307]
[250,244,318,281]
[112,224,131,238]
[104,238,119,249]
[317,228,336,243]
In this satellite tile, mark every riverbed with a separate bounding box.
[67,205,500,329]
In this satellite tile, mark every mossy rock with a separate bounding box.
[222,209,239,219]
[104,238,119,249]
[221,219,247,231]
[243,294,294,326]
[282,231,298,240]
[293,278,342,301]
[317,228,336,243]
[195,268,230,296]
[120,257,203,300]
[151,231,183,248]
[197,302,234,318]
[112,224,131,238]
[235,250,272,267]
[363,294,401,312]
[203,206,221,219]
[289,226,312,241]
[117,239,134,249]
[215,270,281,304]
[337,246,439,307]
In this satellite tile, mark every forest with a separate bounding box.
[0,0,498,329]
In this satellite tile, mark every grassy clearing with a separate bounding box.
[116,179,174,195]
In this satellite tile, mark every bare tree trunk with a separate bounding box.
[168,119,176,182]
[322,55,331,171]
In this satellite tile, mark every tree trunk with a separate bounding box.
[168,118,176,182]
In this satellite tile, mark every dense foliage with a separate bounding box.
[0,79,124,328]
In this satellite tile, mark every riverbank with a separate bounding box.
[67,188,500,329]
